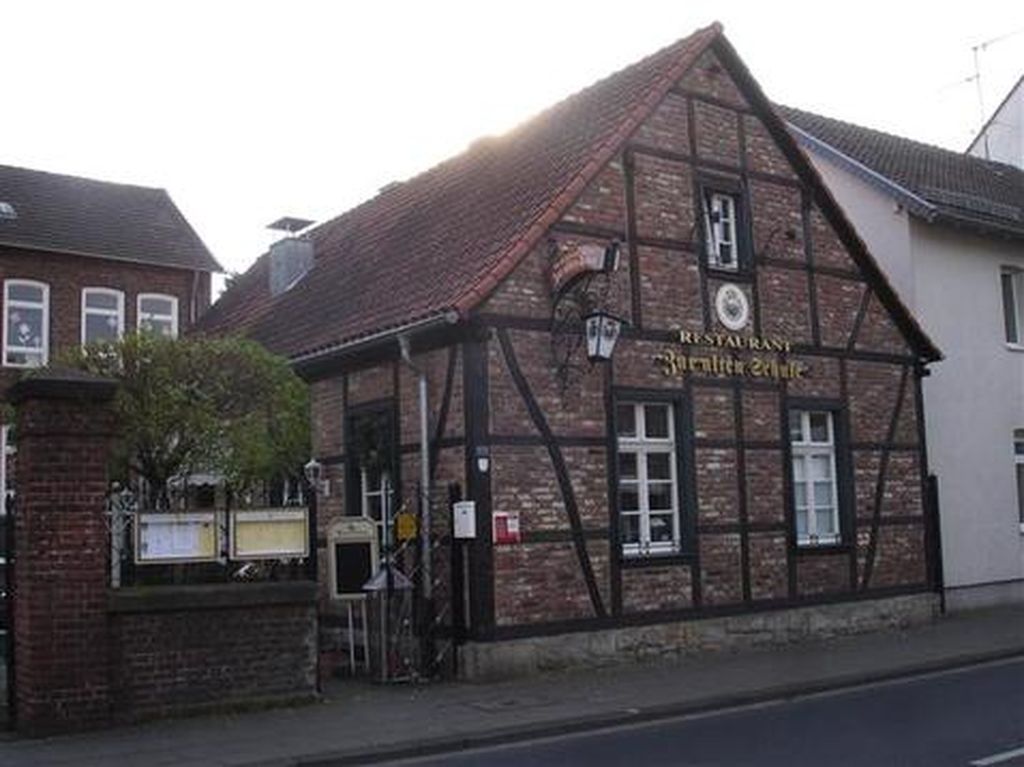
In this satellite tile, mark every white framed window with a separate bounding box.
[616,402,680,557]
[704,191,739,271]
[1001,268,1024,346]
[137,293,179,338]
[1014,430,1024,533]
[789,410,841,546]
[361,466,392,551]
[3,279,49,368]
[81,287,125,346]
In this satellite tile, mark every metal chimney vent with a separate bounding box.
[267,217,315,297]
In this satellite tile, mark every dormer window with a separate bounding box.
[0,202,16,220]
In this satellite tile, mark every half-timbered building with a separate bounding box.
[200,22,943,677]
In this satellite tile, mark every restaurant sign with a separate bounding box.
[654,330,805,381]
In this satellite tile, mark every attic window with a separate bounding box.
[0,202,16,220]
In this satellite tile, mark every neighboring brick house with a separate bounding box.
[0,163,221,502]
[781,107,1024,610]
[201,23,943,676]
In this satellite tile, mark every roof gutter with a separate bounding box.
[289,310,460,368]
[786,123,938,222]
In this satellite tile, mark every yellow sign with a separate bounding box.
[395,511,418,542]
[654,330,805,381]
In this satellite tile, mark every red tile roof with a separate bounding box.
[198,23,722,358]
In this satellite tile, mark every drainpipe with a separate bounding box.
[398,335,431,603]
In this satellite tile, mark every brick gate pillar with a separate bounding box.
[9,369,118,733]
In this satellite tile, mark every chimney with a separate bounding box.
[267,216,315,297]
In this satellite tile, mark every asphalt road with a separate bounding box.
[390,658,1024,767]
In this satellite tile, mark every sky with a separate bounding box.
[2,1,1022,291]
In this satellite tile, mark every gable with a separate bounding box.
[482,39,935,363]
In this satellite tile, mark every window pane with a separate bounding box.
[85,291,119,310]
[140,296,173,315]
[616,404,636,438]
[140,317,174,337]
[646,452,671,480]
[7,306,43,348]
[648,482,673,511]
[795,507,808,539]
[618,485,639,512]
[7,283,43,302]
[1003,272,1019,343]
[649,514,674,543]
[816,507,836,536]
[810,455,832,481]
[1015,439,1024,457]
[792,454,806,482]
[789,411,803,442]
[620,514,640,545]
[618,452,637,479]
[794,483,807,508]
[5,349,42,366]
[85,313,119,343]
[809,412,830,443]
[644,405,669,438]
[365,495,382,521]
[813,481,834,507]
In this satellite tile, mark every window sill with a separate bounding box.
[706,265,752,281]
[794,542,851,556]
[1006,343,1024,354]
[619,552,696,568]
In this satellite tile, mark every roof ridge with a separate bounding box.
[0,161,168,193]
[777,105,1023,177]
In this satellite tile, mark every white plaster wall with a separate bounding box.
[969,81,1024,169]
[804,154,915,305]
[910,222,1024,594]
[802,146,1024,605]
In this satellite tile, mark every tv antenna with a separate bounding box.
[969,27,1024,159]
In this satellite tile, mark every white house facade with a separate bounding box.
[782,107,1024,610]
[969,75,1024,169]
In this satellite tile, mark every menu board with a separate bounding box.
[230,508,309,560]
[136,512,219,564]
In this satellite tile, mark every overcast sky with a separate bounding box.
[2,1,1021,288]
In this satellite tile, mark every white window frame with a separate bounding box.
[3,279,49,368]
[790,410,841,547]
[81,287,125,347]
[704,191,739,272]
[361,467,392,549]
[137,293,179,338]
[1001,268,1024,348]
[1014,429,1024,533]
[616,402,681,557]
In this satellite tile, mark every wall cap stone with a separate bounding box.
[109,580,318,614]
[9,367,118,404]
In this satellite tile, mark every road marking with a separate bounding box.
[971,745,1024,766]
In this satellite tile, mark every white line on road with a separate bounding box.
[971,745,1024,766]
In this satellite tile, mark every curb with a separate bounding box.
[288,646,1024,766]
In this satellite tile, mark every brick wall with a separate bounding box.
[305,47,934,648]
[0,244,211,398]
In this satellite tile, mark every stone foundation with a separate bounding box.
[458,593,939,680]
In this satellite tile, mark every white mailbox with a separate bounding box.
[453,500,477,539]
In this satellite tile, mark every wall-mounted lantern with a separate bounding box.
[303,457,330,497]
[584,310,624,362]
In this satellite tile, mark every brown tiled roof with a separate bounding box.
[199,24,722,358]
[780,106,1024,240]
[201,25,940,363]
[0,163,221,272]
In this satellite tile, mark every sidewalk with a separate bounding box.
[2,605,1023,767]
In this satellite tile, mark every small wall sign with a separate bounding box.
[492,509,521,545]
[453,500,477,539]
[715,283,750,331]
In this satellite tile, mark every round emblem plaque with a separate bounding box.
[714,283,750,331]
